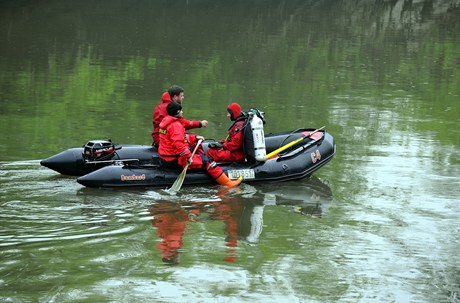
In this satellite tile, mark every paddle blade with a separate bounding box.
[167,139,203,194]
[168,168,187,194]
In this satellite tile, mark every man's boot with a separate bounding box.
[206,161,242,188]
[215,173,243,187]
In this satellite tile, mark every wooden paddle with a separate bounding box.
[265,126,325,160]
[168,139,204,194]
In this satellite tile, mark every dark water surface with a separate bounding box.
[1,1,459,302]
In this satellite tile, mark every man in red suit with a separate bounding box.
[206,102,247,163]
[151,85,208,147]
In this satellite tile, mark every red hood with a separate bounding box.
[227,103,241,121]
[161,92,171,103]
[159,115,180,129]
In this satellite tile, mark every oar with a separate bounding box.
[168,139,204,194]
[265,126,325,160]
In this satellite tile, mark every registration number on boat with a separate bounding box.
[227,169,255,180]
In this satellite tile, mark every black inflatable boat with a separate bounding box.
[72,128,335,188]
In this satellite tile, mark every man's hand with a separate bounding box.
[201,120,208,128]
[196,135,205,142]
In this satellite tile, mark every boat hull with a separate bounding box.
[76,131,336,188]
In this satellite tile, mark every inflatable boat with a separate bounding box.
[74,128,335,188]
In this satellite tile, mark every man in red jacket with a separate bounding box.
[206,102,247,163]
[159,102,242,187]
[151,85,208,147]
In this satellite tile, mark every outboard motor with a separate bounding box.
[82,139,116,162]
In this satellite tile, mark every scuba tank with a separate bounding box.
[248,109,266,162]
[242,108,267,163]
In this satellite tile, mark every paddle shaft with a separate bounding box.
[183,139,204,170]
[265,126,325,160]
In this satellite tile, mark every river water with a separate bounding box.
[1,1,459,302]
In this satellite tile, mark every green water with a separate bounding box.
[1,1,459,302]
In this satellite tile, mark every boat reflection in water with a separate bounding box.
[148,177,332,265]
[259,176,333,218]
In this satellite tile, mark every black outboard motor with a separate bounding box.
[82,139,116,162]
